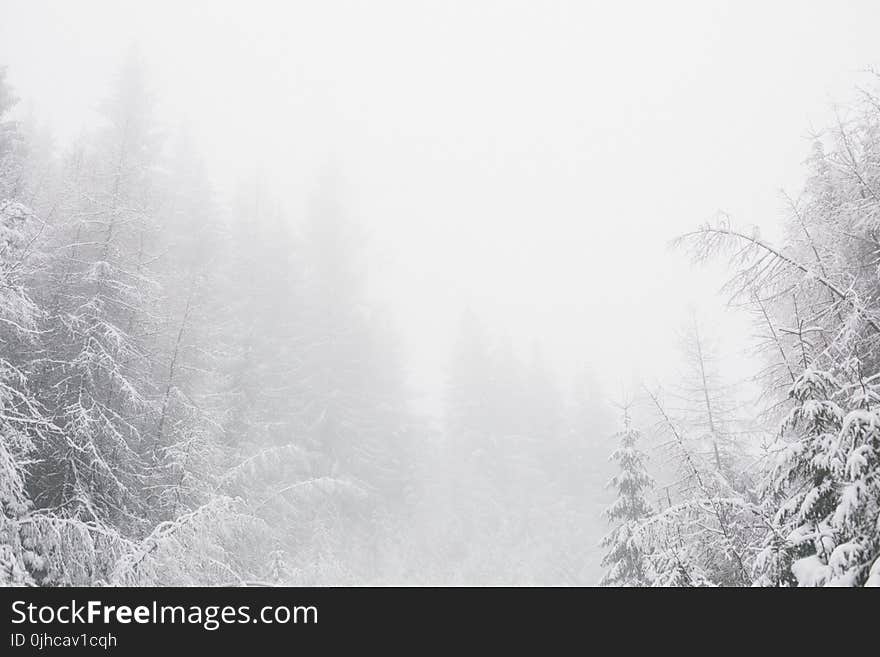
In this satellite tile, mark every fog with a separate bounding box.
[9,0,877,398]
[2,1,880,586]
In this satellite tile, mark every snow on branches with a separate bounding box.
[600,406,653,586]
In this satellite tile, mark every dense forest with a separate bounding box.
[1,55,879,587]
[0,59,612,586]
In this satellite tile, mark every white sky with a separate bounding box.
[2,0,878,409]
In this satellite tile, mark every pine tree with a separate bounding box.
[0,73,56,585]
[679,75,880,587]
[828,370,880,586]
[0,200,44,587]
[755,368,844,585]
[755,365,880,586]
[599,405,653,586]
[21,54,165,561]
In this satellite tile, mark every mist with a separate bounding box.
[2,1,880,586]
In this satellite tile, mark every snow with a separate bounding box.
[791,555,830,587]
[866,557,880,588]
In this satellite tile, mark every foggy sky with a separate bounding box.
[2,0,877,409]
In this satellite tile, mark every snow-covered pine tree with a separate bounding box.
[678,76,880,587]
[829,369,880,586]
[0,73,52,585]
[600,405,653,586]
[0,199,44,587]
[23,53,164,555]
[755,364,880,587]
[755,367,844,586]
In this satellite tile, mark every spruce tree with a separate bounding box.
[600,406,653,586]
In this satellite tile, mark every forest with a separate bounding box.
[600,86,880,585]
[0,58,616,586]
[1,53,880,587]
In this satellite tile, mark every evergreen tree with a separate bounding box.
[757,366,880,586]
[21,54,165,573]
[826,371,880,586]
[679,76,880,587]
[755,368,844,586]
[0,199,45,586]
[599,405,653,586]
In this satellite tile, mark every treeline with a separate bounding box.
[428,311,613,584]
[0,59,611,586]
[601,79,880,587]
